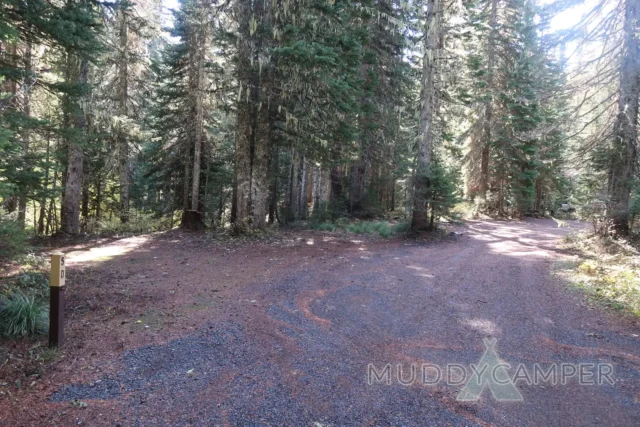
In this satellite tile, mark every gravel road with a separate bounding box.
[6,219,640,426]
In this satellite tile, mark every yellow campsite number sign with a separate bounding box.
[50,253,65,287]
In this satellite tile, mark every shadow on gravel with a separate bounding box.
[52,323,251,403]
[50,302,478,426]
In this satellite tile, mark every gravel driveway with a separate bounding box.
[5,219,640,426]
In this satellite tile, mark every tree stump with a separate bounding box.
[181,210,206,230]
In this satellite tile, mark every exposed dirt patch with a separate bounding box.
[1,220,639,426]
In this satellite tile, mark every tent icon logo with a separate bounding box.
[457,338,523,402]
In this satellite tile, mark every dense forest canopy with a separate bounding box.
[1,0,639,245]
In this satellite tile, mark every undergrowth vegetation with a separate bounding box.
[0,291,49,338]
[0,210,29,260]
[0,272,50,339]
[12,272,50,301]
[311,220,410,238]
[561,232,640,317]
[82,213,173,236]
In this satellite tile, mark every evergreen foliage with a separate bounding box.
[0,0,637,241]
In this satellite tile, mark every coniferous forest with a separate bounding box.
[5,2,640,425]
[1,0,639,242]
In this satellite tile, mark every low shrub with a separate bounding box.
[391,221,410,234]
[563,233,640,317]
[451,201,477,220]
[346,221,390,237]
[14,272,50,301]
[577,261,599,276]
[311,219,408,238]
[595,271,640,314]
[83,213,170,236]
[313,222,338,232]
[311,199,349,223]
[0,210,29,260]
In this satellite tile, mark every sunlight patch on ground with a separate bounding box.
[464,220,570,259]
[461,318,500,336]
[406,265,435,279]
[487,240,549,258]
[467,234,500,242]
[66,236,152,266]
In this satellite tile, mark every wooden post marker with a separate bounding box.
[49,253,66,348]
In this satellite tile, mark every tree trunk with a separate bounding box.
[608,0,640,235]
[480,0,498,199]
[268,146,279,224]
[284,147,295,222]
[218,183,225,227]
[61,54,89,235]
[232,0,272,231]
[81,161,90,226]
[350,40,373,216]
[313,165,331,214]
[247,63,272,228]
[349,155,371,215]
[0,42,18,217]
[390,179,396,211]
[189,3,208,214]
[18,37,33,228]
[95,179,102,220]
[289,149,308,221]
[37,128,51,234]
[534,177,543,212]
[232,0,253,229]
[117,5,130,223]
[180,2,208,230]
[411,0,440,231]
[306,163,314,209]
[330,164,343,201]
[46,170,58,235]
